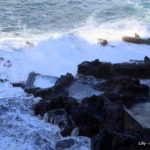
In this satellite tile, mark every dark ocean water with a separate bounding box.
[0,0,150,36]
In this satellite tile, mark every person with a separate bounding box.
[134,33,140,38]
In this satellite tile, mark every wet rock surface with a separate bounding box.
[18,57,150,150]
[78,58,150,79]
[45,109,76,136]
[96,76,149,107]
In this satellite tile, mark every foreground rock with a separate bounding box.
[78,58,150,79]
[19,60,150,148]
[44,109,76,136]
[96,76,149,107]
[33,74,150,139]
[91,130,150,150]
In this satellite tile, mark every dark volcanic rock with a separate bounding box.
[144,56,150,63]
[45,109,76,136]
[91,129,150,150]
[54,73,74,91]
[34,99,52,116]
[91,130,140,150]
[34,97,79,116]
[70,95,124,137]
[71,104,102,137]
[78,59,112,79]
[78,59,150,79]
[96,77,149,107]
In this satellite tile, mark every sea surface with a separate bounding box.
[0,0,150,149]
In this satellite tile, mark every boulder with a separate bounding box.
[71,103,102,137]
[91,130,140,150]
[34,97,79,116]
[78,59,150,79]
[78,59,112,79]
[97,77,149,107]
[34,99,52,116]
[71,95,124,137]
[144,56,150,63]
[54,73,74,91]
[91,129,150,150]
[45,109,76,136]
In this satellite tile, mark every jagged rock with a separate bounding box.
[70,95,125,137]
[91,129,150,150]
[144,56,150,63]
[78,59,150,79]
[45,109,76,136]
[34,99,52,116]
[96,77,149,107]
[55,139,76,150]
[34,97,79,116]
[54,73,74,91]
[91,130,140,150]
[71,103,102,137]
[78,59,112,79]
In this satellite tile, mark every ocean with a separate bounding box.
[0,0,150,149]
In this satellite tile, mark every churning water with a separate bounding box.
[0,0,150,149]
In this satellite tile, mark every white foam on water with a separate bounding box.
[0,82,90,150]
[1,32,150,82]
[0,15,150,150]
[74,19,150,43]
[0,31,63,50]
[34,75,57,88]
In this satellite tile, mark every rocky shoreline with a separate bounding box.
[13,57,150,150]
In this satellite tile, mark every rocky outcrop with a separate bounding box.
[95,77,149,107]
[78,58,150,79]
[33,74,150,138]
[26,58,150,149]
[34,97,79,116]
[91,130,139,150]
